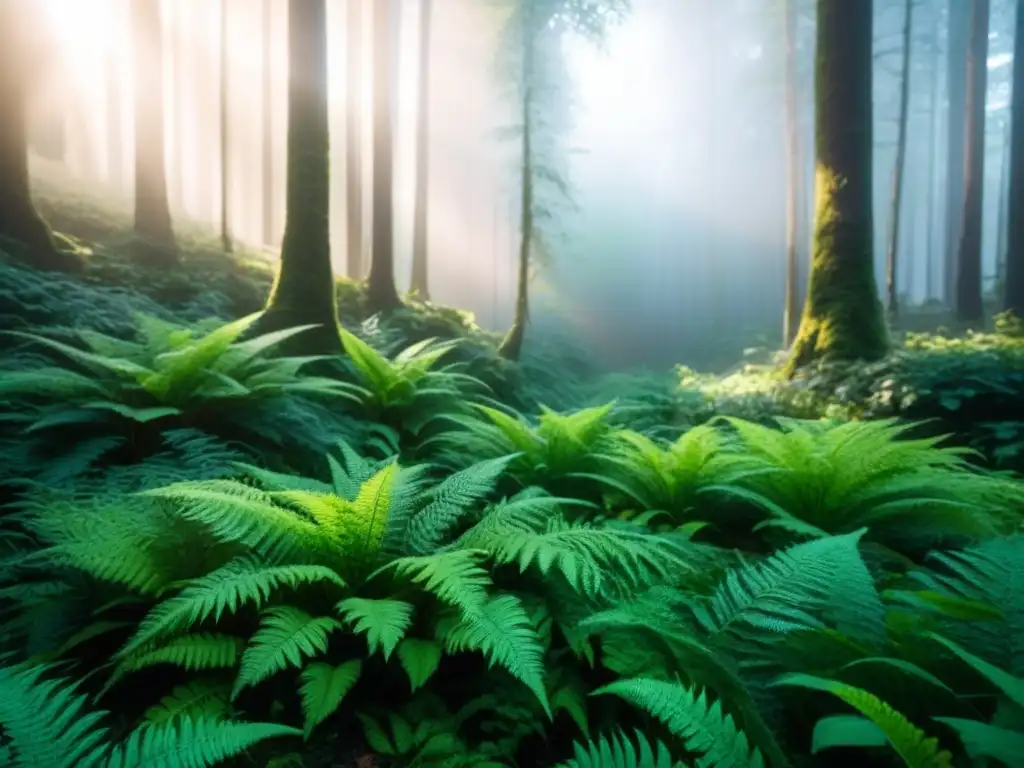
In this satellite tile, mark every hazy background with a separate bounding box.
[29,0,1020,371]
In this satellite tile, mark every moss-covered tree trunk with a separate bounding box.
[364,0,402,313]
[1004,0,1024,318]
[253,0,341,353]
[409,0,433,301]
[131,0,177,261]
[954,0,988,324]
[784,0,887,376]
[0,2,72,271]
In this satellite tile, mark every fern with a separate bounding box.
[298,659,362,738]
[557,729,688,768]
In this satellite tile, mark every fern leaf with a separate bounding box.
[396,638,443,692]
[141,681,233,727]
[558,729,687,768]
[299,660,362,739]
[337,597,414,661]
[374,549,492,616]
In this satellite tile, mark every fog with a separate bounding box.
[29,0,1020,371]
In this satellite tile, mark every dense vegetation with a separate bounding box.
[2,219,1024,768]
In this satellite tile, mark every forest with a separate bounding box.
[1,0,1024,766]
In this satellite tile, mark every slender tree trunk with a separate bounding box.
[955,0,989,324]
[0,2,69,270]
[220,0,232,252]
[365,0,402,312]
[131,0,177,259]
[925,2,941,301]
[944,0,970,304]
[409,0,433,301]
[261,0,274,247]
[255,0,339,352]
[782,0,802,347]
[346,0,365,280]
[1003,0,1024,317]
[885,0,914,319]
[785,0,887,375]
[995,114,1011,289]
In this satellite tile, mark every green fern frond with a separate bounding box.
[439,594,550,715]
[771,673,953,767]
[373,549,493,616]
[122,558,345,655]
[234,606,342,698]
[337,597,415,661]
[558,729,689,768]
[298,659,362,738]
[115,634,246,679]
[593,677,764,768]
[141,681,233,727]
[396,638,443,692]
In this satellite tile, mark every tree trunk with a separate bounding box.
[782,0,802,347]
[885,0,914,319]
[365,0,402,313]
[944,0,970,304]
[261,0,275,247]
[954,0,989,324]
[255,0,339,353]
[996,114,1011,289]
[1003,0,1024,317]
[220,0,232,253]
[0,2,69,271]
[345,0,365,280]
[924,1,941,301]
[785,0,887,375]
[409,0,433,301]
[131,0,177,259]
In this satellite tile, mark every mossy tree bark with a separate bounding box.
[1004,0,1024,318]
[254,0,341,354]
[131,0,177,262]
[954,0,988,324]
[364,0,403,314]
[0,2,74,272]
[784,0,887,376]
[409,0,433,301]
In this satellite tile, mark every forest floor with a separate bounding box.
[1,164,1024,767]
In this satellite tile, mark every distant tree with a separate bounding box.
[1004,0,1024,317]
[782,0,803,345]
[954,0,989,323]
[785,0,888,374]
[346,0,365,280]
[943,0,970,303]
[254,0,340,353]
[220,0,233,253]
[364,0,403,313]
[497,0,630,361]
[131,0,177,260]
[884,0,913,320]
[261,0,275,247]
[0,2,72,271]
[409,0,433,301]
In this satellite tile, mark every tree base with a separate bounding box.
[248,303,343,357]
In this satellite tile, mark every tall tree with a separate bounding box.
[0,2,70,270]
[924,0,942,300]
[261,0,275,246]
[782,0,802,345]
[884,0,913,319]
[255,0,340,352]
[345,0,365,280]
[954,0,989,323]
[785,0,888,374]
[1004,0,1024,318]
[220,0,232,253]
[131,0,176,258]
[409,0,433,300]
[944,0,970,303]
[364,0,402,313]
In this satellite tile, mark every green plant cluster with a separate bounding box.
[2,298,1024,768]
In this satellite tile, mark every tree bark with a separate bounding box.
[409,0,433,301]
[924,1,941,301]
[255,0,340,353]
[0,2,70,271]
[345,0,365,280]
[944,0,970,304]
[885,0,914,319]
[954,0,989,324]
[365,0,402,313]
[785,0,887,375]
[782,0,802,347]
[996,113,1011,289]
[131,0,177,259]
[1003,0,1024,317]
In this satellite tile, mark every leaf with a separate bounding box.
[337,598,414,661]
[298,660,362,739]
[396,639,443,692]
